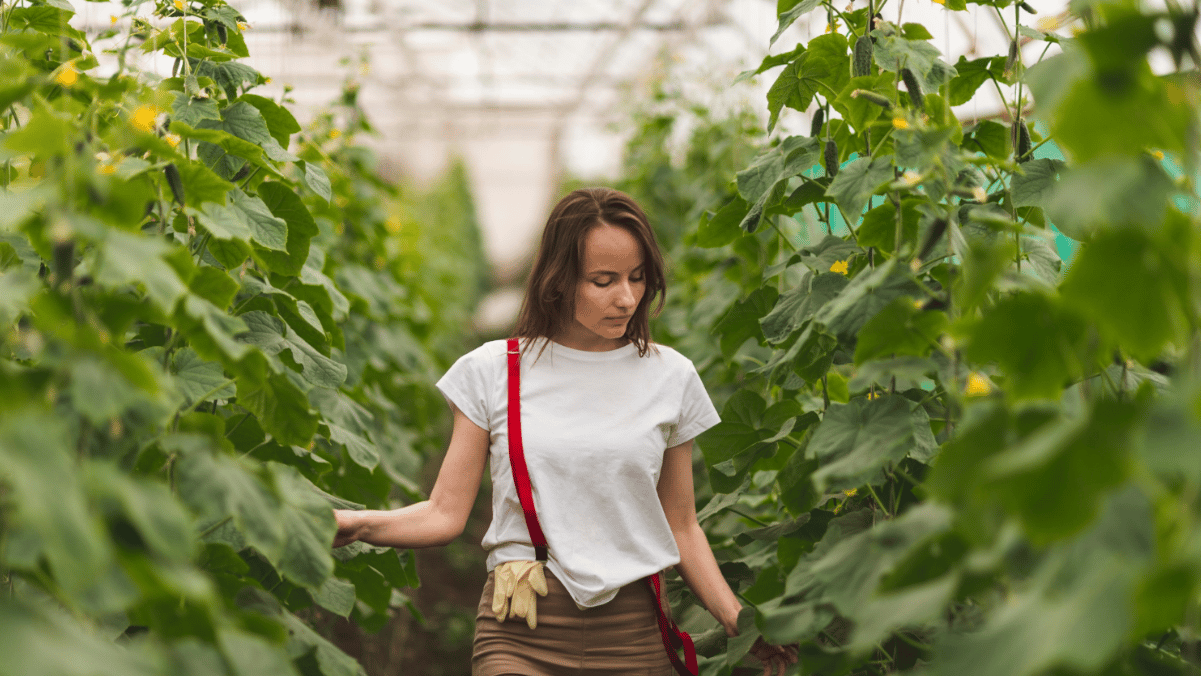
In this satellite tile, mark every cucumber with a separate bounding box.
[853,35,873,78]
[810,108,825,138]
[824,139,839,177]
[901,68,924,111]
[1016,120,1032,162]
[164,163,185,207]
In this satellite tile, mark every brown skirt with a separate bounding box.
[472,568,675,676]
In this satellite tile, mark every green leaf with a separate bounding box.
[856,198,921,254]
[231,190,288,251]
[314,576,357,617]
[808,395,937,491]
[963,119,1012,160]
[1045,156,1175,240]
[269,462,335,588]
[235,372,317,447]
[176,447,285,562]
[1011,158,1064,209]
[1048,60,1192,162]
[301,161,332,203]
[195,202,252,243]
[0,413,114,600]
[760,270,849,343]
[948,56,1003,106]
[94,230,189,313]
[734,44,805,84]
[1060,228,1189,360]
[189,265,239,308]
[69,357,147,425]
[194,60,263,102]
[964,292,1091,400]
[281,612,366,676]
[175,294,253,363]
[237,94,301,147]
[252,182,320,276]
[833,72,895,133]
[86,463,195,563]
[825,155,894,217]
[871,31,957,93]
[238,311,346,389]
[327,423,380,470]
[696,196,748,248]
[174,158,236,208]
[715,286,779,355]
[170,92,222,128]
[172,347,235,409]
[766,34,849,130]
[770,0,824,45]
[853,297,947,365]
[809,258,920,344]
[218,628,299,676]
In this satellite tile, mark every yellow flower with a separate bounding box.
[385,216,402,234]
[892,117,910,130]
[965,372,991,397]
[165,133,181,148]
[902,170,922,186]
[1150,149,1164,161]
[265,77,273,84]
[329,129,341,139]
[931,0,945,5]
[110,14,118,24]
[829,259,849,275]
[843,488,858,497]
[55,64,79,87]
[98,163,118,175]
[825,22,836,33]
[912,299,924,310]
[131,104,161,132]
[972,186,987,202]
[173,0,184,10]
[237,21,249,31]
[1035,16,1060,30]
[865,391,879,400]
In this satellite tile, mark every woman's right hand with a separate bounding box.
[332,509,360,548]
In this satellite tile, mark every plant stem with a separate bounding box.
[866,483,890,515]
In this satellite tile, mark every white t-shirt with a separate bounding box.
[434,337,722,608]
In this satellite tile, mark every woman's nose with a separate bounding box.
[615,280,636,308]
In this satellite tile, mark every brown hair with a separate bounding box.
[512,187,665,357]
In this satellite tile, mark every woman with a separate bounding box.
[333,188,798,676]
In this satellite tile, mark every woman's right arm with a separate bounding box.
[333,404,490,549]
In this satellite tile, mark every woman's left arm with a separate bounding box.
[657,440,742,635]
[658,440,799,676]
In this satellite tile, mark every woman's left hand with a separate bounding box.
[748,636,798,676]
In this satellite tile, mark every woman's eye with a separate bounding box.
[631,276,645,283]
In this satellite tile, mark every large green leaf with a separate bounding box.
[0,413,114,601]
[807,395,937,492]
[825,155,894,217]
[253,182,320,276]
[235,372,318,447]
[760,270,849,343]
[964,292,1091,401]
[237,311,347,389]
[1060,227,1190,360]
[853,297,946,364]
[871,30,957,93]
[176,446,285,563]
[172,347,235,409]
[766,34,849,131]
[1045,156,1176,239]
[93,230,188,313]
[231,190,288,252]
[269,462,335,589]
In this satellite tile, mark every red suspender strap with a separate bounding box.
[645,573,700,676]
[506,339,548,562]
[505,339,696,675]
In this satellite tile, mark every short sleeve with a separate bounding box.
[435,347,493,431]
[671,362,722,446]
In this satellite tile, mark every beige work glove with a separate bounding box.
[491,560,548,629]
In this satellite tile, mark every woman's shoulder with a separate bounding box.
[642,342,700,372]
[453,339,509,368]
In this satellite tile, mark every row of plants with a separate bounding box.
[616,0,1201,673]
[0,1,487,674]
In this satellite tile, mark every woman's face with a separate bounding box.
[561,223,646,351]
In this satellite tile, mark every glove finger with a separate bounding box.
[528,563,548,596]
[526,596,537,630]
[511,584,530,618]
[492,587,509,620]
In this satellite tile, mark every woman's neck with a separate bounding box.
[551,326,629,352]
